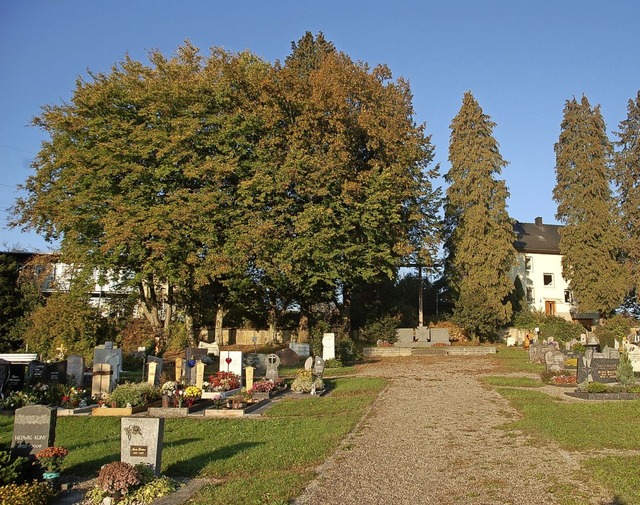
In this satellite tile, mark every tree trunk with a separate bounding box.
[341,285,352,337]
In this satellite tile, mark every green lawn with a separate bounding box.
[0,376,386,505]
[478,345,640,503]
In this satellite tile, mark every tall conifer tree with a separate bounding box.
[614,91,640,300]
[445,91,516,339]
[553,96,627,314]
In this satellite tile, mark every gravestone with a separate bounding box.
[628,348,640,372]
[430,328,450,345]
[578,354,619,384]
[92,363,113,398]
[265,354,281,382]
[121,417,164,476]
[304,356,313,371]
[67,355,84,387]
[174,359,184,382]
[46,361,67,386]
[322,333,336,361]
[312,357,325,378]
[93,343,123,384]
[245,366,255,391]
[506,336,516,347]
[6,364,25,392]
[395,328,416,344]
[289,342,310,358]
[276,347,301,367]
[27,360,47,383]
[244,353,267,377]
[219,351,243,380]
[12,405,56,457]
[0,359,10,394]
[198,341,220,356]
[544,350,565,372]
[195,362,206,389]
[146,356,163,386]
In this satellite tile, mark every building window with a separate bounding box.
[543,273,554,287]
[564,290,572,303]
[525,256,532,271]
[526,287,534,302]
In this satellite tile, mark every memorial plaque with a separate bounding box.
[12,405,56,457]
[591,358,619,383]
[121,417,164,475]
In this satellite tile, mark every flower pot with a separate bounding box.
[162,395,170,408]
[43,471,60,480]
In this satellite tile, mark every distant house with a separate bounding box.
[511,217,598,328]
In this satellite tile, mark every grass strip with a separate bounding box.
[584,455,640,505]
[481,376,543,388]
[491,346,545,374]
[0,377,385,504]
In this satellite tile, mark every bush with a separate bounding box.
[97,461,140,497]
[0,482,56,505]
[107,382,160,407]
[617,352,636,386]
[539,316,584,343]
[335,339,361,365]
[324,358,343,368]
[0,450,28,485]
[360,315,400,344]
[586,382,609,393]
[595,314,634,349]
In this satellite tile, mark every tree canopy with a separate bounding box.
[444,91,516,338]
[615,91,640,300]
[12,34,440,341]
[553,95,628,314]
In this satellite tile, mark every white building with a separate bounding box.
[512,217,598,328]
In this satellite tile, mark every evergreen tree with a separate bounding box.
[444,91,516,339]
[553,95,628,314]
[614,91,640,300]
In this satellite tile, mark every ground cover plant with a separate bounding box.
[0,377,385,504]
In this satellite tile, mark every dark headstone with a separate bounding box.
[28,360,47,383]
[313,357,325,378]
[276,347,302,367]
[46,361,67,385]
[6,364,25,392]
[12,405,57,457]
[0,359,10,394]
[578,354,619,384]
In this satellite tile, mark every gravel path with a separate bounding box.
[295,356,614,505]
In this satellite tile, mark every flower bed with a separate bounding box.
[148,399,217,417]
[250,378,287,401]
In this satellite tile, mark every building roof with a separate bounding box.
[513,217,561,254]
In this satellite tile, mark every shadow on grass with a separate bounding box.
[164,441,264,477]
[606,497,629,505]
[66,453,119,476]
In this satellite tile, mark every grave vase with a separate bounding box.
[162,395,170,408]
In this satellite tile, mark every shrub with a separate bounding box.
[586,382,609,393]
[0,450,28,485]
[97,461,140,497]
[290,369,324,393]
[538,315,584,343]
[360,315,400,344]
[429,320,468,342]
[617,352,636,386]
[121,476,177,504]
[107,382,160,407]
[324,358,343,368]
[595,314,634,349]
[335,339,361,365]
[0,482,56,505]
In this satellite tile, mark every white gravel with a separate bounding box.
[294,356,614,505]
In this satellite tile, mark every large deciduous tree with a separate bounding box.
[444,91,516,339]
[13,43,269,344]
[231,32,441,337]
[553,96,627,314]
[614,91,640,300]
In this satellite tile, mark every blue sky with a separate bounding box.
[1,1,639,251]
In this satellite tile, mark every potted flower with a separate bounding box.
[183,386,202,407]
[35,446,69,479]
[205,372,240,392]
[96,461,140,502]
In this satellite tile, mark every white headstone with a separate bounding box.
[506,336,516,347]
[322,333,336,361]
[219,351,243,383]
[304,356,313,370]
